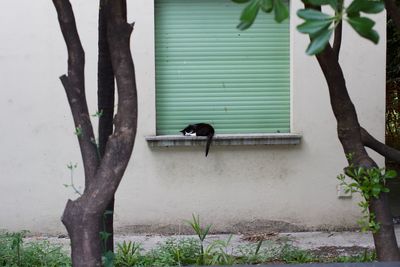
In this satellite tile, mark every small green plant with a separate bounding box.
[92,110,104,118]
[186,213,212,265]
[203,235,236,265]
[115,241,142,266]
[64,162,82,196]
[74,126,82,137]
[148,238,200,266]
[10,231,25,266]
[102,250,115,267]
[337,164,396,232]
[279,243,315,263]
[236,240,273,264]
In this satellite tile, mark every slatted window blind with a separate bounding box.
[155,0,290,135]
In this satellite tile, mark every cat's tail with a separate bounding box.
[205,132,214,157]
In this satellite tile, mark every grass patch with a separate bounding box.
[0,231,70,267]
[112,238,374,266]
[335,250,377,263]
[0,229,376,266]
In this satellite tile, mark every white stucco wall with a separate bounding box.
[0,0,386,234]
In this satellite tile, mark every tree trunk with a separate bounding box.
[316,44,400,261]
[62,199,103,267]
[98,0,117,253]
[53,0,137,265]
[370,194,400,260]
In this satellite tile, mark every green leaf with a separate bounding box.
[231,0,251,3]
[347,0,384,16]
[385,169,397,179]
[297,20,332,35]
[297,9,332,20]
[306,28,333,55]
[345,168,355,178]
[356,167,365,177]
[273,0,289,22]
[382,187,390,193]
[347,16,379,43]
[237,0,260,30]
[260,0,273,12]
[202,224,212,241]
[337,174,345,181]
[372,186,381,196]
[349,182,358,187]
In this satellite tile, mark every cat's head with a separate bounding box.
[180,124,195,136]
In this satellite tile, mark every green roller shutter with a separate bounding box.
[155,0,290,135]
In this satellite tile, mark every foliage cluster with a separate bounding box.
[0,231,70,267]
[113,238,317,266]
[232,0,384,55]
[337,164,396,232]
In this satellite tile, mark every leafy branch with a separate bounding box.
[232,0,385,55]
[337,164,396,232]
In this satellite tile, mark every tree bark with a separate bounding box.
[53,0,137,265]
[385,0,400,31]
[332,21,342,60]
[98,0,116,253]
[370,194,400,260]
[332,0,342,60]
[62,199,103,266]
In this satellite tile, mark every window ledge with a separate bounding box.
[145,133,302,147]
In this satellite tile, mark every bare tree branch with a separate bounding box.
[333,21,342,59]
[53,0,99,187]
[385,0,400,31]
[361,127,400,163]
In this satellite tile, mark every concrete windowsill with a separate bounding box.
[145,133,302,147]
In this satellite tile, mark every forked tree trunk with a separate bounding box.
[53,0,137,265]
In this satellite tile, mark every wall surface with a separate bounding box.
[0,0,386,234]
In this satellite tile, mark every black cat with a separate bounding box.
[180,123,215,157]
